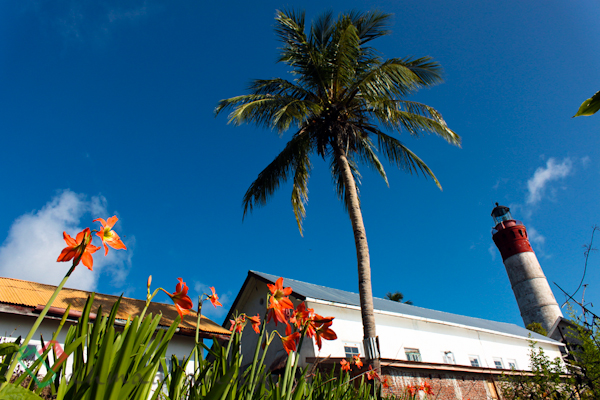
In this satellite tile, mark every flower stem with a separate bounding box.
[1,264,76,389]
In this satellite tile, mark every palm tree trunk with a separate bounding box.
[334,143,381,371]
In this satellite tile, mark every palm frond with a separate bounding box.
[291,140,312,234]
[366,128,442,189]
[275,10,329,96]
[249,78,313,99]
[332,22,360,98]
[366,99,460,146]
[242,131,312,217]
[354,134,388,186]
[352,58,443,102]
[215,94,321,133]
[310,11,335,49]
[348,10,392,44]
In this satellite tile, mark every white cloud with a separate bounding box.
[488,243,497,261]
[0,190,132,292]
[526,158,573,205]
[527,226,546,248]
[581,156,591,168]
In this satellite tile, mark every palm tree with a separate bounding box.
[385,291,413,305]
[215,10,460,369]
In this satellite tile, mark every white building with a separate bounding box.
[226,271,566,400]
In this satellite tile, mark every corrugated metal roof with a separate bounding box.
[0,277,230,336]
[250,271,557,343]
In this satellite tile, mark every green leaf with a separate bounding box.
[0,344,19,357]
[0,384,44,400]
[574,90,600,117]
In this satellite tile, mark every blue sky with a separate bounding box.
[1,0,600,328]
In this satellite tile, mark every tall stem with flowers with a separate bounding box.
[0,217,127,391]
[0,216,215,399]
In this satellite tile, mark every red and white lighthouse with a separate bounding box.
[491,204,562,333]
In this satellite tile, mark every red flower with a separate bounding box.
[208,287,223,307]
[420,381,434,395]
[266,277,294,325]
[93,216,126,256]
[313,316,337,350]
[366,366,379,381]
[280,332,300,354]
[247,314,261,334]
[406,384,417,396]
[340,359,351,372]
[162,278,194,319]
[291,302,313,330]
[229,315,246,333]
[381,376,390,388]
[57,228,100,270]
[353,354,363,369]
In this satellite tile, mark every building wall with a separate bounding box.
[383,367,501,400]
[305,301,564,372]
[231,277,316,370]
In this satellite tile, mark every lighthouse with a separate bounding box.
[491,204,562,333]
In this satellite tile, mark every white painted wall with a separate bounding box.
[305,301,565,371]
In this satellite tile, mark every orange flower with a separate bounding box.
[381,376,390,388]
[420,381,434,395]
[208,287,223,307]
[291,302,313,329]
[93,216,126,256]
[366,366,379,381]
[57,228,100,270]
[266,277,293,325]
[247,314,261,334]
[353,354,363,369]
[406,384,417,396]
[340,359,351,372]
[280,332,300,354]
[229,315,246,333]
[161,278,194,319]
[313,316,337,350]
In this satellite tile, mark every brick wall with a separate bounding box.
[382,367,501,400]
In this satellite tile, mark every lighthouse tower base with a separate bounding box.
[504,251,563,332]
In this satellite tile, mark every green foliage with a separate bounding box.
[501,319,600,400]
[0,384,44,400]
[526,322,548,337]
[1,294,177,400]
[384,292,413,305]
[565,320,600,398]
[573,91,600,117]
[501,342,576,399]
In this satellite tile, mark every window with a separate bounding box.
[469,355,480,367]
[344,346,359,358]
[507,359,517,369]
[21,344,38,361]
[442,351,455,364]
[405,348,421,362]
[493,358,504,369]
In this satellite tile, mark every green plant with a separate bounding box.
[500,341,578,399]
[526,322,548,336]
